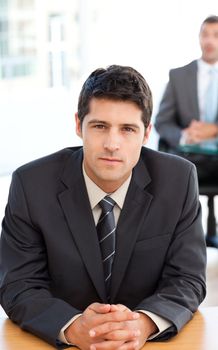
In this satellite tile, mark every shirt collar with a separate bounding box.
[82,163,132,210]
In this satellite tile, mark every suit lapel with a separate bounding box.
[58,149,107,301]
[110,155,153,301]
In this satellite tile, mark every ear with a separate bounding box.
[75,113,82,138]
[143,123,152,145]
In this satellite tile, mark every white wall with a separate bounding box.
[1,1,217,174]
[0,0,218,221]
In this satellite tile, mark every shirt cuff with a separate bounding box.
[58,314,82,345]
[137,310,172,340]
[179,130,187,145]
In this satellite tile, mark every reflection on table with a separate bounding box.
[0,306,218,350]
[178,137,218,156]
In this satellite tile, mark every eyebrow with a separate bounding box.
[88,119,108,125]
[122,123,140,129]
[88,119,140,129]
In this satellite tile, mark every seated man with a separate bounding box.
[0,65,206,349]
[155,15,218,247]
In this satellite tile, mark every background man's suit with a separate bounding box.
[0,146,206,347]
[155,60,218,147]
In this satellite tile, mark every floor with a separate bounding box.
[0,175,218,307]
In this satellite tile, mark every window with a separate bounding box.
[0,0,36,79]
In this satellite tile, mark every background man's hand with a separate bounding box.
[183,120,218,144]
[65,303,157,350]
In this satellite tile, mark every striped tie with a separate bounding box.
[97,196,116,300]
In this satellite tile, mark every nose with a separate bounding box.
[103,130,120,152]
[204,34,215,45]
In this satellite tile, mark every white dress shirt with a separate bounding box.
[197,59,218,121]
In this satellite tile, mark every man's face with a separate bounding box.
[199,22,218,64]
[75,98,151,193]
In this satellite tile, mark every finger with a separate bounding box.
[95,310,139,325]
[90,321,140,339]
[88,303,111,314]
[90,321,125,337]
[87,309,139,333]
[118,340,140,350]
[91,339,139,350]
[90,340,125,350]
[103,329,140,342]
[110,304,131,312]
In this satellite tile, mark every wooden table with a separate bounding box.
[0,306,217,349]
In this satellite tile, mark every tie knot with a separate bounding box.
[99,196,116,213]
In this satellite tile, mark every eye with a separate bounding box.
[93,124,106,129]
[122,126,135,133]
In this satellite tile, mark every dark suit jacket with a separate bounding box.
[0,147,206,347]
[155,60,218,147]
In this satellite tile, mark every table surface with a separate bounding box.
[177,138,218,156]
[0,306,218,349]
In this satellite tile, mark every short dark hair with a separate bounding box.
[202,15,218,26]
[77,65,153,128]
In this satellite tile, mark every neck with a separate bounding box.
[95,179,124,194]
[201,56,218,65]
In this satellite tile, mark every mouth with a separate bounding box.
[204,46,214,52]
[99,157,122,163]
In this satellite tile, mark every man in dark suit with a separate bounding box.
[155,15,218,148]
[0,65,206,349]
[155,15,218,247]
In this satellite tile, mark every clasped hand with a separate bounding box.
[65,302,157,350]
[183,120,218,144]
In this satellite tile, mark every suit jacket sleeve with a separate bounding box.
[155,70,184,147]
[134,163,206,339]
[0,171,78,348]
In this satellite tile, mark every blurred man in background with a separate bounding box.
[155,15,218,247]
